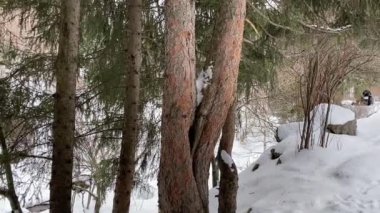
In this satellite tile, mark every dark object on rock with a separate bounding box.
[327,119,357,136]
[276,158,282,165]
[275,128,281,142]
[252,163,260,172]
[270,148,282,160]
[362,90,374,105]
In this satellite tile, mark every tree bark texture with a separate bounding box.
[158,0,246,212]
[217,102,238,213]
[112,0,142,211]
[158,0,204,212]
[0,125,23,213]
[191,0,246,210]
[50,0,80,212]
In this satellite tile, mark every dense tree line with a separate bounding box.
[0,0,379,212]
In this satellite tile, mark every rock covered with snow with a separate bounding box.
[276,104,356,141]
[312,103,355,125]
[343,103,380,119]
[276,121,303,142]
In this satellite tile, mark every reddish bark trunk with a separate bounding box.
[50,0,80,212]
[158,0,246,212]
[158,0,204,212]
[192,0,246,209]
[112,0,142,212]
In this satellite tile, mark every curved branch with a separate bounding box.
[298,20,352,34]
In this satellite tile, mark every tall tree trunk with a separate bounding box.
[158,0,204,212]
[158,0,245,212]
[0,125,22,213]
[191,0,246,210]
[112,0,142,211]
[217,102,238,213]
[50,0,80,212]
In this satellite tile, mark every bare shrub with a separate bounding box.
[299,37,372,150]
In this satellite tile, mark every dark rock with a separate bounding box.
[252,163,260,172]
[270,148,282,160]
[276,158,282,165]
[327,119,357,136]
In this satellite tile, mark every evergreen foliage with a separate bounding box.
[0,0,379,210]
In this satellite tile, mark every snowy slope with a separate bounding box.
[210,103,380,213]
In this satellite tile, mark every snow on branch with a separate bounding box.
[298,21,352,34]
[196,65,213,105]
[221,150,235,172]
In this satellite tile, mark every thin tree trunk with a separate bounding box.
[94,186,101,213]
[320,99,331,148]
[211,156,219,187]
[0,125,22,213]
[112,0,142,212]
[217,102,238,213]
[71,192,76,212]
[158,0,204,212]
[50,0,80,212]
[86,182,94,209]
[192,0,246,210]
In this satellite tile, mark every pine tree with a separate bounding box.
[50,0,81,211]
[112,0,142,211]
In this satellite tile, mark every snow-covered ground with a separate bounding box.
[0,125,271,213]
[210,103,380,213]
[2,103,380,213]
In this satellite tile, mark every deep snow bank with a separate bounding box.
[210,104,380,213]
